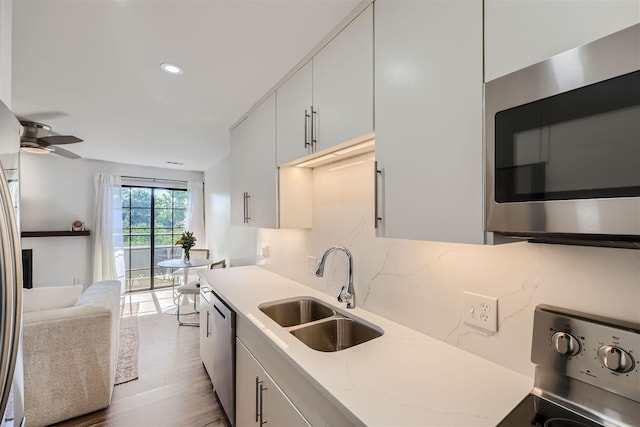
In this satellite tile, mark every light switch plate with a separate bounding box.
[463,291,498,333]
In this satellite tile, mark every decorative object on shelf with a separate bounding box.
[70,220,85,232]
[176,231,196,263]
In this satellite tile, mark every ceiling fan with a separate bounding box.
[19,120,83,159]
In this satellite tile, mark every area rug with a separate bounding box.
[115,314,139,385]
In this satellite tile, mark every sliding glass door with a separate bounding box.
[121,186,187,291]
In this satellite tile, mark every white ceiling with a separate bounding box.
[11,0,360,172]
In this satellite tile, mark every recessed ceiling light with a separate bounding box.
[160,62,183,75]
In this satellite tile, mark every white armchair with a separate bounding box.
[22,280,121,427]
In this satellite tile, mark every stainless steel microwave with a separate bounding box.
[485,24,640,248]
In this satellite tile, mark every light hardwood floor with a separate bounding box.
[55,289,231,427]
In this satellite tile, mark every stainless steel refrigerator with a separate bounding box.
[0,99,24,427]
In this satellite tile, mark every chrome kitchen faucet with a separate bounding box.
[315,246,355,309]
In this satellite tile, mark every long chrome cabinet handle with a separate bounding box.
[304,109,311,151]
[311,106,318,152]
[259,380,268,425]
[374,161,383,229]
[243,192,251,224]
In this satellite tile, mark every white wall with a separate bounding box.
[204,155,257,267]
[207,152,640,378]
[20,153,203,287]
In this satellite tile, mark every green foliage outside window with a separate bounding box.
[122,187,187,247]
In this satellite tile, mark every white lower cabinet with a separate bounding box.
[236,338,310,427]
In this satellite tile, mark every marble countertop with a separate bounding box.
[200,265,533,426]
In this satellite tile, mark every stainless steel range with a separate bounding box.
[498,305,640,426]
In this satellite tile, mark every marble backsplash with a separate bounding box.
[255,153,640,377]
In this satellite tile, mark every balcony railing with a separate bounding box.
[124,244,181,292]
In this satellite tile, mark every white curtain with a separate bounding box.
[186,181,205,248]
[92,174,125,292]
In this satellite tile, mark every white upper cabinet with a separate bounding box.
[485,0,640,81]
[276,4,373,165]
[374,0,485,244]
[276,61,313,165]
[230,93,278,228]
[312,4,373,153]
[231,93,312,229]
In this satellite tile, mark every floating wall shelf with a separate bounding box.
[21,231,91,238]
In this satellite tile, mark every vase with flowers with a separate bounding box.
[176,231,196,263]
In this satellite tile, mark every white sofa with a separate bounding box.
[22,280,122,427]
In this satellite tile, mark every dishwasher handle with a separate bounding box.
[206,311,211,337]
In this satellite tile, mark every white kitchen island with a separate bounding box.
[200,266,532,427]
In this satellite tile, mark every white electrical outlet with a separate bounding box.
[306,256,317,275]
[463,291,498,332]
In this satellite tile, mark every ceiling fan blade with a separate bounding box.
[51,146,81,159]
[38,135,83,145]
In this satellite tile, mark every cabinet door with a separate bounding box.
[236,339,261,427]
[230,93,277,228]
[260,373,310,427]
[312,4,373,151]
[236,339,310,427]
[485,0,640,81]
[374,0,484,244]
[276,61,313,165]
[199,289,214,380]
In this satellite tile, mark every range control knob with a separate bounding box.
[551,332,581,356]
[597,346,635,373]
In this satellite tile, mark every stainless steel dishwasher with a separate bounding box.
[210,290,236,426]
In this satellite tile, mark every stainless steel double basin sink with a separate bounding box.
[258,297,383,352]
